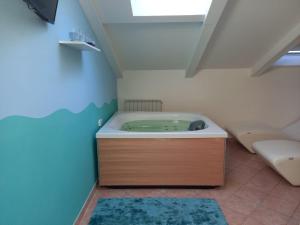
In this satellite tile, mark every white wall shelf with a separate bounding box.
[59,41,101,52]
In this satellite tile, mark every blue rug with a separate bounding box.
[88,198,228,225]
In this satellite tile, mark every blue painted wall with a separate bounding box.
[0,0,117,225]
[0,0,116,119]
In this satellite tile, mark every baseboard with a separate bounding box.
[73,181,97,225]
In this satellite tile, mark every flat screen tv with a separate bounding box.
[24,0,59,24]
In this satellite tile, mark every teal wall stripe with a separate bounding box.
[0,100,117,225]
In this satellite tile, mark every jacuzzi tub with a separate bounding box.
[96,112,228,187]
[96,112,228,138]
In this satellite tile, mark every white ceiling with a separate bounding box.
[81,0,300,76]
[105,23,202,70]
[200,0,300,69]
[91,0,204,71]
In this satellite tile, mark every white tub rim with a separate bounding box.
[96,111,228,138]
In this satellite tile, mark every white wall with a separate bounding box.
[118,68,300,128]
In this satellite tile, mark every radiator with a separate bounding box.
[124,100,163,112]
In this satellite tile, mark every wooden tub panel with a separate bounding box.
[98,138,225,186]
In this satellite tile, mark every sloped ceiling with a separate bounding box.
[105,23,202,70]
[94,0,203,71]
[200,0,300,69]
[80,0,300,77]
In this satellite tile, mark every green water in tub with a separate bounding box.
[121,120,191,132]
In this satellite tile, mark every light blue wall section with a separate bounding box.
[0,0,117,225]
[0,0,116,119]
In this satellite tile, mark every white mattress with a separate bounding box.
[227,122,280,137]
[253,140,300,164]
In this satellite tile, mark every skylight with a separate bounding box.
[130,0,213,17]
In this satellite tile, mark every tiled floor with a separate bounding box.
[76,139,300,225]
